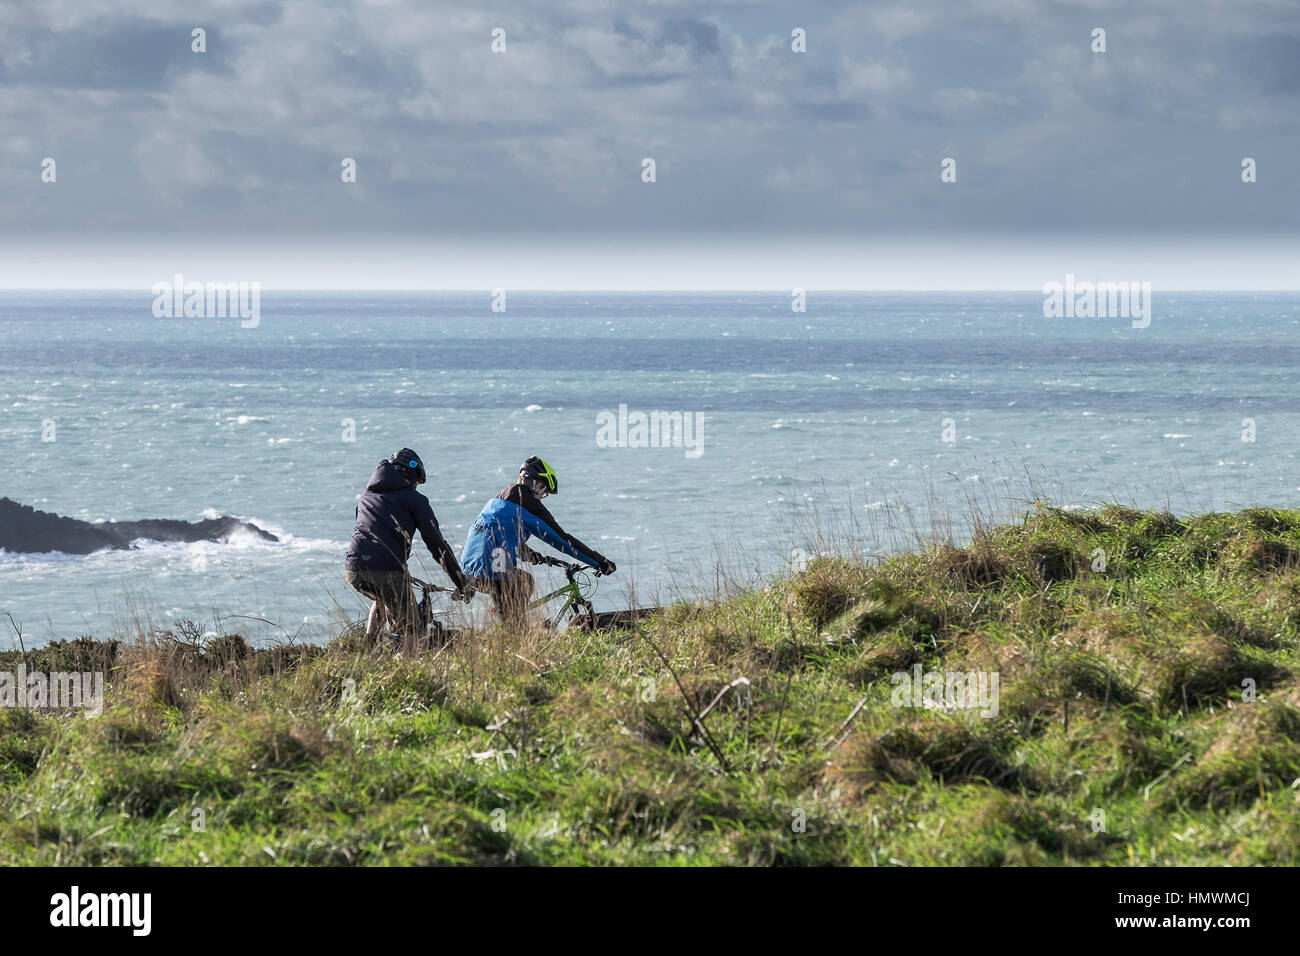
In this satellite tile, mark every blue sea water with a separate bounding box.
[2,290,1298,645]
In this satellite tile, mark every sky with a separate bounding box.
[1,0,1297,288]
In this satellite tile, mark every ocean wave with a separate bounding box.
[0,529,345,566]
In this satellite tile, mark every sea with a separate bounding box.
[2,290,1298,645]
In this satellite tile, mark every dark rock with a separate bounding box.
[0,497,278,555]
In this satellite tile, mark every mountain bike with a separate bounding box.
[528,555,660,631]
[339,575,465,650]
[524,555,598,629]
[409,576,466,647]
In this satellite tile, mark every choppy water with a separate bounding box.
[2,291,1298,645]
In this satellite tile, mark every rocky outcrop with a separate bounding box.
[0,497,279,555]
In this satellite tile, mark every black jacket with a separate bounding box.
[344,460,467,589]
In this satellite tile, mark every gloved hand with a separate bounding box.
[452,583,476,602]
[597,559,616,576]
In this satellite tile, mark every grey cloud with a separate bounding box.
[657,18,724,60]
[1237,35,1300,94]
[791,99,872,122]
[575,16,730,86]
[2,0,1298,240]
[2,21,231,89]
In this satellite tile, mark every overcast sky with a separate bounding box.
[2,0,1297,287]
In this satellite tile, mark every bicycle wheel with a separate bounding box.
[576,607,661,631]
[423,616,459,649]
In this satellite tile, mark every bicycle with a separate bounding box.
[339,561,659,646]
[339,575,466,650]
[522,555,599,629]
[410,576,467,647]
[525,555,660,631]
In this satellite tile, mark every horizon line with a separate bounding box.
[4,287,1300,294]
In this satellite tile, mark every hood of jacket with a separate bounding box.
[365,459,414,493]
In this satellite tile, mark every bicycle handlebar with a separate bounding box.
[412,561,603,597]
[529,554,585,574]
[410,576,454,594]
[529,556,609,580]
[414,559,607,599]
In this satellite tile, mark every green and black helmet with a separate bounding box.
[520,456,558,494]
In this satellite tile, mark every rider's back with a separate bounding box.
[461,483,604,580]
[345,460,433,571]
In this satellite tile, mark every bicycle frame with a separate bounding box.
[410,576,459,645]
[523,563,654,631]
[406,563,604,632]
[527,561,596,628]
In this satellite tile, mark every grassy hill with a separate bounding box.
[3,504,1300,865]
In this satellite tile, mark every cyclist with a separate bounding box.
[345,448,471,646]
[460,456,615,621]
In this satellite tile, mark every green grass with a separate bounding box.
[4,503,1300,865]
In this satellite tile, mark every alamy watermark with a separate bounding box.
[1042,274,1151,328]
[1,666,104,717]
[151,273,260,328]
[49,886,150,935]
[596,404,704,459]
[890,665,1000,718]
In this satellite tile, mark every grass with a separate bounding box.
[4,503,1300,865]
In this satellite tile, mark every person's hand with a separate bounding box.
[452,584,476,602]
[597,559,616,576]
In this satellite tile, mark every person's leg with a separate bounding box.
[349,570,410,648]
[375,571,416,652]
[494,570,535,626]
[348,571,388,644]
[397,592,418,655]
[365,598,386,642]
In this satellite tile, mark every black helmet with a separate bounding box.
[389,448,427,485]
[520,455,558,494]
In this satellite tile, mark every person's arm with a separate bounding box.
[414,497,468,591]
[518,496,607,569]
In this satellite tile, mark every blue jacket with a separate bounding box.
[344,460,466,589]
[461,483,606,581]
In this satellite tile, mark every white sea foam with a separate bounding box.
[0,528,344,568]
